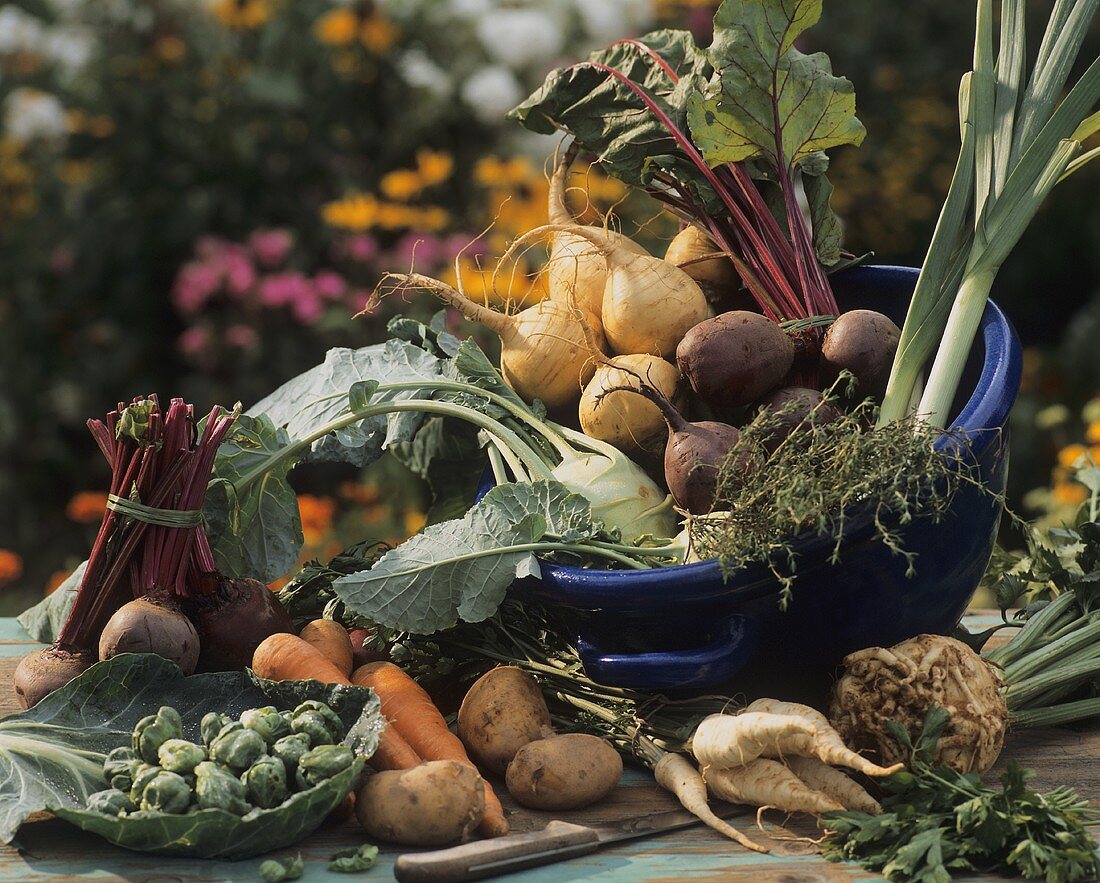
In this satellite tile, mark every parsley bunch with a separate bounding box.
[823,709,1100,882]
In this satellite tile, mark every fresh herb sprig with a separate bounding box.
[823,709,1100,883]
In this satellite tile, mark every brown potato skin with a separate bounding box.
[356,760,485,846]
[677,311,795,408]
[505,734,622,811]
[458,666,553,777]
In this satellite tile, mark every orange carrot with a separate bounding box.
[251,633,422,772]
[352,661,510,838]
[299,619,354,678]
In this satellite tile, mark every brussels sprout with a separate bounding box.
[290,712,335,747]
[200,711,233,747]
[132,706,184,764]
[271,733,311,775]
[157,738,206,774]
[103,746,140,793]
[194,761,250,815]
[129,763,163,803]
[86,788,135,816]
[295,744,354,790]
[210,727,266,772]
[293,701,344,740]
[139,770,192,814]
[242,755,288,809]
[241,706,292,745]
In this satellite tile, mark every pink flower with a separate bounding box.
[196,235,231,260]
[341,233,379,263]
[177,325,211,356]
[258,272,312,308]
[443,233,483,262]
[313,269,347,300]
[290,292,324,325]
[249,229,294,269]
[173,261,222,314]
[391,232,443,269]
[225,324,258,349]
[349,289,377,314]
[222,247,257,297]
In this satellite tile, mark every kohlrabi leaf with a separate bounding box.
[688,0,865,172]
[0,653,382,849]
[251,341,442,465]
[390,416,485,526]
[332,481,595,633]
[208,341,443,581]
[56,759,363,859]
[205,413,303,582]
[510,29,722,212]
[17,561,84,643]
[387,312,462,358]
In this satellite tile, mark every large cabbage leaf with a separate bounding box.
[0,654,382,849]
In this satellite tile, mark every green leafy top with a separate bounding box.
[823,709,1100,883]
[511,0,862,320]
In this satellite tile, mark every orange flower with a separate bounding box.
[298,494,336,543]
[1086,421,1100,444]
[1058,444,1088,469]
[66,491,108,523]
[45,570,69,595]
[380,169,423,201]
[403,510,427,536]
[1052,481,1089,507]
[339,481,381,505]
[313,8,359,45]
[360,15,398,53]
[0,550,22,585]
[211,0,271,30]
[415,149,454,187]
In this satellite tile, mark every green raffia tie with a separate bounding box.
[106,494,203,528]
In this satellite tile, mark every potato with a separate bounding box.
[458,666,554,776]
[505,734,622,811]
[356,760,485,846]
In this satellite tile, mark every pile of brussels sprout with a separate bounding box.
[85,701,357,817]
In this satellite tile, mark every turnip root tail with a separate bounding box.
[380,272,513,338]
[654,753,768,854]
[784,756,882,815]
[705,759,844,816]
[691,712,819,769]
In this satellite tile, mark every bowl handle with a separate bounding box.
[574,615,760,690]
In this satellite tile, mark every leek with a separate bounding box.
[878,0,1100,429]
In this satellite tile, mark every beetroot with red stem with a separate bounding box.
[192,577,293,672]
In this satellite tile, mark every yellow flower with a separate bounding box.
[1058,444,1088,469]
[0,549,22,586]
[1052,481,1089,507]
[66,491,107,524]
[475,156,537,188]
[416,149,453,187]
[443,257,546,310]
[313,8,359,45]
[211,0,271,30]
[360,15,398,54]
[413,205,450,231]
[322,193,378,231]
[155,36,188,62]
[380,169,423,201]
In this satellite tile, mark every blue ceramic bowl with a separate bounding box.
[496,266,1022,690]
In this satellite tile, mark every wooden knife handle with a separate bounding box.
[394,821,601,883]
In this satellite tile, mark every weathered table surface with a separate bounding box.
[2,614,1097,882]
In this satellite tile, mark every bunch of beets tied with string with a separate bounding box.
[14,396,294,708]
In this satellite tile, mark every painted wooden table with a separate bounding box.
[2,616,1098,882]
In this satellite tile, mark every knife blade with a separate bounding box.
[393,805,745,883]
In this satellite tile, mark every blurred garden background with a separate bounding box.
[0,0,1098,612]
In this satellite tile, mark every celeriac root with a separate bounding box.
[705,759,844,815]
[653,753,768,853]
[784,756,882,815]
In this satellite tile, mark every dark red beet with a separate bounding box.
[676,311,795,408]
[599,378,744,515]
[821,309,901,398]
[192,578,294,671]
[347,627,391,669]
[13,648,96,709]
[754,386,842,454]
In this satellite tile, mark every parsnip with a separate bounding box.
[691,712,818,769]
[706,759,843,815]
[784,756,882,815]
